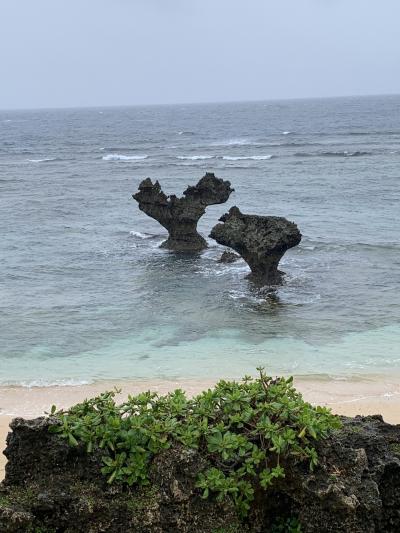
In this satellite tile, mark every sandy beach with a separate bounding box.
[1,374,399,481]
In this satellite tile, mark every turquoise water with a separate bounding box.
[1,96,400,385]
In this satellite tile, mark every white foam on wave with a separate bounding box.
[222,155,274,161]
[228,288,265,304]
[129,230,153,239]
[198,262,248,279]
[282,131,292,135]
[176,155,214,160]
[102,154,148,161]
[1,378,92,389]
[213,138,253,147]
[27,158,57,163]
[321,150,370,157]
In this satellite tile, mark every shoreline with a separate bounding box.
[1,374,400,481]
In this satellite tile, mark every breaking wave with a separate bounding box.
[212,138,254,147]
[294,150,371,158]
[321,150,371,157]
[102,154,148,161]
[222,154,274,161]
[27,158,58,163]
[129,230,153,239]
[176,155,214,160]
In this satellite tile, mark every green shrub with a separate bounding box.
[49,368,341,518]
[271,517,302,532]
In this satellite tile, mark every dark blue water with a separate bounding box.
[1,96,400,385]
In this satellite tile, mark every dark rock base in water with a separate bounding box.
[218,250,241,263]
[1,415,400,532]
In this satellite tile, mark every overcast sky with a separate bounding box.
[1,0,399,109]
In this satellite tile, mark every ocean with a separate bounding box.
[1,95,400,386]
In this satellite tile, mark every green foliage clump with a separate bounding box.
[50,368,341,518]
[0,493,11,507]
[390,442,400,455]
[271,517,302,532]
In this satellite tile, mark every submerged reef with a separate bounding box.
[133,172,233,251]
[210,206,302,285]
[1,374,399,532]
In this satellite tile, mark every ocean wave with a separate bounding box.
[347,131,373,136]
[100,147,128,152]
[27,157,58,163]
[293,150,371,158]
[1,378,92,388]
[293,152,313,157]
[211,139,329,149]
[213,138,254,147]
[271,141,325,147]
[199,262,249,279]
[176,155,214,160]
[246,141,324,148]
[222,154,274,161]
[102,154,148,161]
[311,130,400,137]
[322,150,370,157]
[129,230,153,239]
[346,130,400,136]
[300,239,400,253]
[100,144,149,152]
[282,131,293,135]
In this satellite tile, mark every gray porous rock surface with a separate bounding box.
[1,415,399,532]
[210,206,302,285]
[218,250,241,263]
[133,172,234,251]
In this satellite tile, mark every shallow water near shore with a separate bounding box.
[1,96,400,386]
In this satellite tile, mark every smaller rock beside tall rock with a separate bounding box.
[218,251,240,263]
[210,206,301,285]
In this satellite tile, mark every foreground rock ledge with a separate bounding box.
[1,415,399,532]
[133,172,234,251]
[210,206,302,285]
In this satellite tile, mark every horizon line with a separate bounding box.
[1,91,399,113]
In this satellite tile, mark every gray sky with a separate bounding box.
[1,0,399,109]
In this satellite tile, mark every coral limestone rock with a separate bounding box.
[1,415,400,532]
[133,172,233,251]
[210,206,301,284]
[218,250,241,263]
